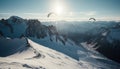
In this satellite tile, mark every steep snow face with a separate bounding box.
[29,36,85,60]
[0,38,81,69]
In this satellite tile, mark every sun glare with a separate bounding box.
[50,0,67,20]
[55,5,63,15]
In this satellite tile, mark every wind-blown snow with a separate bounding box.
[0,38,81,69]
[29,36,85,60]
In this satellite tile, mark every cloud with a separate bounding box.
[0,13,10,15]
[98,16,120,21]
[79,11,96,16]
[84,11,96,16]
[23,13,47,16]
[65,11,96,17]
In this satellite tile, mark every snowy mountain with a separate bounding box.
[0,16,120,69]
[0,16,84,60]
[0,16,27,38]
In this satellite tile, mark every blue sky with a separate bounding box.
[0,0,120,21]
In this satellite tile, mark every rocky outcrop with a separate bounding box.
[0,16,68,45]
[25,19,47,38]
[0,19,13,33]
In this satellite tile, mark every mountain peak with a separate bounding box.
[9,16,22,20]
[7,16,24,24]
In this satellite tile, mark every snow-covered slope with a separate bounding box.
[0,38,120,69]
[0,38,81,69]
[28,36,85,60]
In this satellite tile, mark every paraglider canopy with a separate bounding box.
[47,12,57,18]
[89,18,96,22]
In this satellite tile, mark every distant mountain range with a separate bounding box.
[43,19,120,63]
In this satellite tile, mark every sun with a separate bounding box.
[54,5,63,15]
